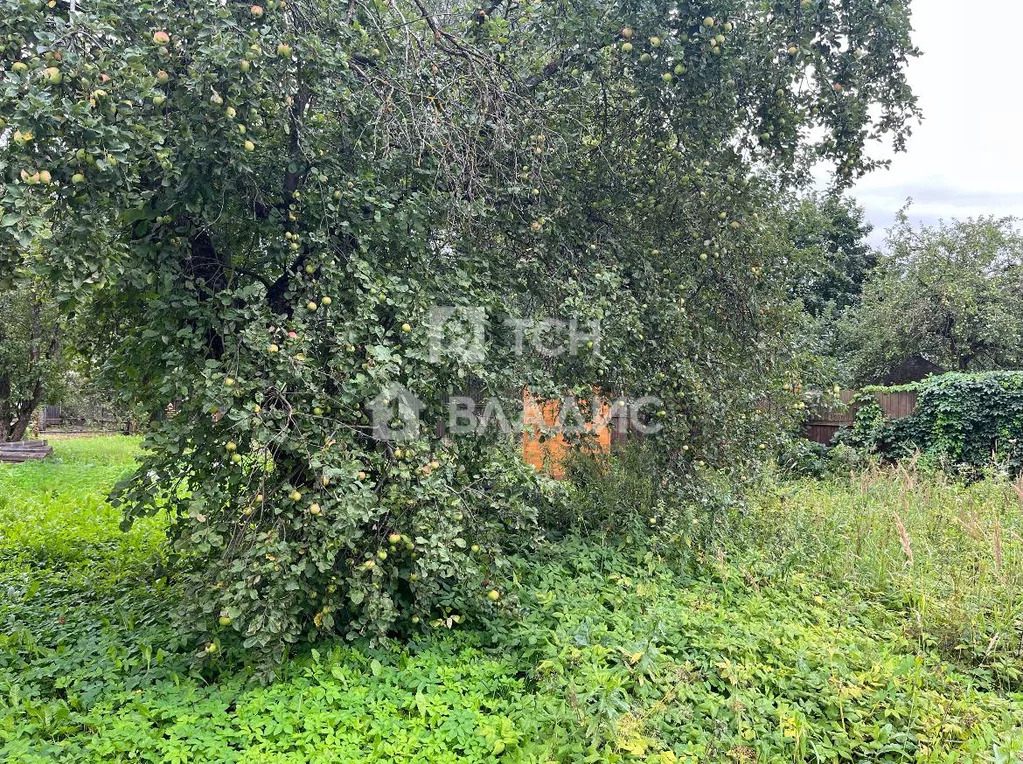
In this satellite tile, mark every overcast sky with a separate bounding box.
[848,0,1023,244]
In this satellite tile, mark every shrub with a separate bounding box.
[843,372,1023,475]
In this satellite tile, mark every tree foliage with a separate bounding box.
[0,279,63,442]
[1,0,919,659]
[786,192,875,318]
[843,215,1023,384]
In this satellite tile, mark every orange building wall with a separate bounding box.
[522,391,611,478]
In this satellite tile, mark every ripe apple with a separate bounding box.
[388,533,402,544]
[363,559,375,570]
[621,27,633,39]
[38,170,52,184]
[650,36,661,47]
[277,43,292,58]
[239,59,251,72]
[225,106,236,118]
[153,31,170,44]
[268,343,279,353]
[621,42,633,53]
[703,16,715,27]
[788,45,798,55]
[244,140,255,151]
[156,70,169,83]
[309,503,321,515]
[487,590,500,601]
[226,441,238,452]
[250,4,263,16]
[401,322,411,333]
[224,377,236,387]
[43,66,61,84]
[320,296,331,306]
[290,490,302,501]
[306,301,317,311]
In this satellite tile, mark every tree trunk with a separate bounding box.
[8,379,43,442]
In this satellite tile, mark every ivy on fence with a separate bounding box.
[839,372,1023,474]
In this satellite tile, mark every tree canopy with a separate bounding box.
[1,0,920,659]
[843,215,1023,384]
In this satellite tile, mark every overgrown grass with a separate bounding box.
[2,438,1022,762]
[0,436,162,587]
[737,462,1023,688]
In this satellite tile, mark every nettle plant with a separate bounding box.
[1,0,918,660]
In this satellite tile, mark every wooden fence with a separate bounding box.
[520,387,922,474]
[803,389,918,445]
[38,404,135,435]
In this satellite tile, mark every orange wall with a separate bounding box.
[522,391,611,478]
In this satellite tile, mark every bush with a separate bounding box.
[843,372,1023,475]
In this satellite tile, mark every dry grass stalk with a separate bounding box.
[1011,474,1023,506]
[994,519,1004,579]
[894,513,914,566]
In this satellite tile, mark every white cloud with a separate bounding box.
[850,0,1023,241]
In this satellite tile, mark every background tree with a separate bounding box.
[786,192,876,318]
[0,0,919,660]
[843,214,1023,384]
[0,280,64,442]
[781,192,876,384]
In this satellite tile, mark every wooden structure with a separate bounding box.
[804,389,919,445]
[38,404,134,435]
[522,392,613,478]
[0,439,53,463]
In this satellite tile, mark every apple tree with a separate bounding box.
[0,0,919,659]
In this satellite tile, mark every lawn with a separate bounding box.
[2,437,1022,762]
